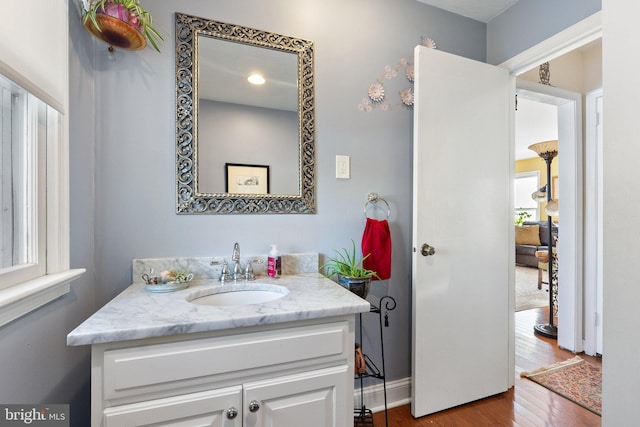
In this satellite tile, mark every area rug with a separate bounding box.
[521,356,602,415]
[516,266,549,311]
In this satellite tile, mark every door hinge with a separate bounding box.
[595,312,600,327]
[515,94,518,111]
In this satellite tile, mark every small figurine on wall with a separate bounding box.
[539,61,551,85]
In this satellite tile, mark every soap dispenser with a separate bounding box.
[268,244,282,278]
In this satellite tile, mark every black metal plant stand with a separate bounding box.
[354,295,396,427]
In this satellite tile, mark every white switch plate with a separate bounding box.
[336,155,350,179]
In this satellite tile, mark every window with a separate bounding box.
[0,66,84,327]
[0,1,83,327]
[515,172,539,221]
[1,75,48,288]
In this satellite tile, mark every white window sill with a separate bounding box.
[0,269,85,328]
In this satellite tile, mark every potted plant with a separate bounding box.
[322,240,380,298]
[81,0,163,52]
[515,211,532,226]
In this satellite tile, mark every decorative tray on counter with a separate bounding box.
[144,282,190,293]
[142,270,193,293]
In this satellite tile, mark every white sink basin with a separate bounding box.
[188,284,288,307]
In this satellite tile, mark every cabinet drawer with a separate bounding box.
[103,385,241,427]
[103,321,349,400]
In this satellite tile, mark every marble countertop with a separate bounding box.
[67,273,370,346]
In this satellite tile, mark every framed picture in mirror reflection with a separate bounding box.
[225,163,270,194]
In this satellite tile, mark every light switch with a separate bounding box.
[336,155,350,179]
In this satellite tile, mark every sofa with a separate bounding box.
[515,221,558,268]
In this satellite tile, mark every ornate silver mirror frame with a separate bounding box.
[175,12,316,214]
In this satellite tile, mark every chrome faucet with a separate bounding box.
[211,243,259,282]
[218,260,232,282]
[210,255,234,282]
[245,260,256,281]
[231,242,244,280]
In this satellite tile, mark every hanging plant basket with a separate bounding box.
[82,0,162,52]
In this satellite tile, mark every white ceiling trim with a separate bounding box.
[415,0,520,23]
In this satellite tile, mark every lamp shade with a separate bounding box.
[545,199,559,216]
[531,187,547,202]
[528,140,558,160]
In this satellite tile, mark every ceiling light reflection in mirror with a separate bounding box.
[248,74,265,85]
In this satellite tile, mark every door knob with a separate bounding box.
[226,407,238,419]
[249,400,261,412]
[421,243,436,256]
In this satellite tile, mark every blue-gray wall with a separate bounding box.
[0,2,609,426]
[487,0,601,65]
[90,0,484,399]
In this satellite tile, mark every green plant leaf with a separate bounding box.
[320,240,380,280]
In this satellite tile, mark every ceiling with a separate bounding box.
[198,35,298,112]
[416,0,520,22]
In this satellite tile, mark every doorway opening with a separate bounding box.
[509,33,602,354]
[514,97,557,313]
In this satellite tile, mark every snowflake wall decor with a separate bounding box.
[368,82,385,103]
[421,36,437,49]
[405,64,414,82]
[400,88,414,106]
[358,36,436,112]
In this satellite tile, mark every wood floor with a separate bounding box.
[373,307,602,427]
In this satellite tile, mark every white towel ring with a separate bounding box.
[364,192,391,220]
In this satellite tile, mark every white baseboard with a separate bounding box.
[353,377,411,413]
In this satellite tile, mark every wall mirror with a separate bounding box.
[175,13,316,214]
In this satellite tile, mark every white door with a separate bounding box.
[411,47,513,417]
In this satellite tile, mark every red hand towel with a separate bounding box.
[361,218,392,280]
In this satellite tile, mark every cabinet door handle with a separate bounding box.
[248,400,261,412]
[226,407,238,419]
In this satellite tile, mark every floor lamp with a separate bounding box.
[529,140,558,339]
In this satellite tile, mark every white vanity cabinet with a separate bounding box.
[91,317,355,427]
